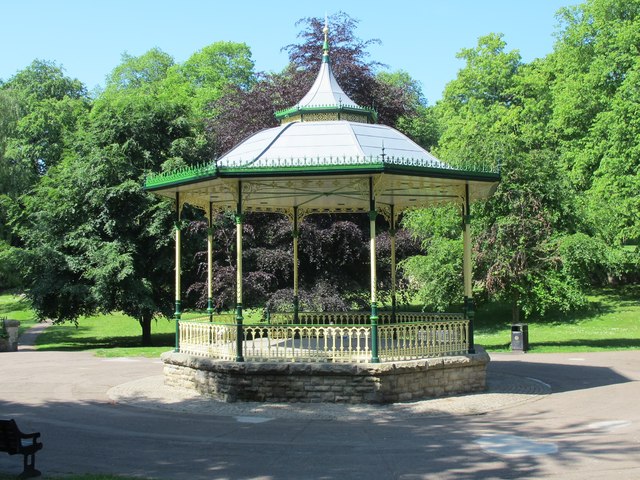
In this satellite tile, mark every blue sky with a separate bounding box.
[2,0,577,101]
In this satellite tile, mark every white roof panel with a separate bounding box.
[217,121,449,169]
[294,61,360,109]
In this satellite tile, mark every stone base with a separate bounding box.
[161,347,489,404]
[0,319,20,352]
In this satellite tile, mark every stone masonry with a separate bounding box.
[161,347,490,404]
[0,319,20,352]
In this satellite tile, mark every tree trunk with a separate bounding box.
[139,315,152,346]
[511,297,520,324]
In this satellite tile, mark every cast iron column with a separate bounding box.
[369,178,380,363]
[293,206,299,323]
[235,182,245,361]
[207,203,214,322]
[174,192,182,352]
[390,205,397,320]
[463,184,475,354]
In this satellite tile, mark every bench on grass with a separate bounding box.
[0,419,43,478]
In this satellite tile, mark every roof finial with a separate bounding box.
[322,15,330,64]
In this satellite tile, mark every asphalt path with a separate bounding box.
[1,347,639,480]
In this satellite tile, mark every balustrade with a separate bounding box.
[177,312,469,362]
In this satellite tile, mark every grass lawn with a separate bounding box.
[475,285,640,352]
[2,286,639,356]
[35,311,177,357]
[0,291,38,336]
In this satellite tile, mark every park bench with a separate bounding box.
[0,419,43,478]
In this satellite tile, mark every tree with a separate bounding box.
[400,206,464,311]
[550,0,640,189]
[11,43,261,344]
[14,149,174,344]
[549,0,640,246]
[1,60,89,178]
[405,33,586,321]
[169,41,255,118]
[0,61,90,289]
[376,70,439,148]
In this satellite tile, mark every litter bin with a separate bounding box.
[511,323,529,352]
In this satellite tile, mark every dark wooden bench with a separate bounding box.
[0,419,43,478]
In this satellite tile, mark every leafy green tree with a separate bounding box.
[169,41,255,118]
[400,206,463,311]
[12,44,258,343]
[585,67,640,246]
[405,33,587,321]
[14,149,174,344]
[2,60,89,179]
[13,51,192,343]
[0,90,23,245]
[548,0,640,246]
[376,71,440,149]
[550,0,640,189]
[0,61,90,289]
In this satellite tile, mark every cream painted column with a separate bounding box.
[390,205,397,319]
[207,203,214,321]
[174,192,182,352]
[463,184,475,354]
[235,182,245,361]
[369,178,379,363]
[293,206,300,323]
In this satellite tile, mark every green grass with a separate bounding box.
[475,285,640,353]
[35,311,177,357]
[0,291,38,336]
[2,286,639,357]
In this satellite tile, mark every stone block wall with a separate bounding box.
[162,348,489,404]
[0,320,20,352]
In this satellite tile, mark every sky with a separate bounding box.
[1,0,578,102]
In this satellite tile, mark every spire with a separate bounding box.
[322,15,330,64]
[273,15,378,125]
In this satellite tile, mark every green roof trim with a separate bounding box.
[144,156,500,191]
[145,162,217,189]
[274,104,378,122]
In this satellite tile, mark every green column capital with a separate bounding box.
[292,229,300,239]
[234,213,244,224]
[368,210,378,221]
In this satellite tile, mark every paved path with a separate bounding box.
[1,342,639,479]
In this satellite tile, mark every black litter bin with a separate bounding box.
[511,323,529,352]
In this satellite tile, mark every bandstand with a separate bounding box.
[144,23,500,403]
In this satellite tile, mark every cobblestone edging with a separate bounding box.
[161,348,490,404]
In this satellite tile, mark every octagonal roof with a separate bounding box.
[144,20,500,216]
[217,120,446,169]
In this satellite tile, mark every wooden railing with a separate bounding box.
[178,312,469,363]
